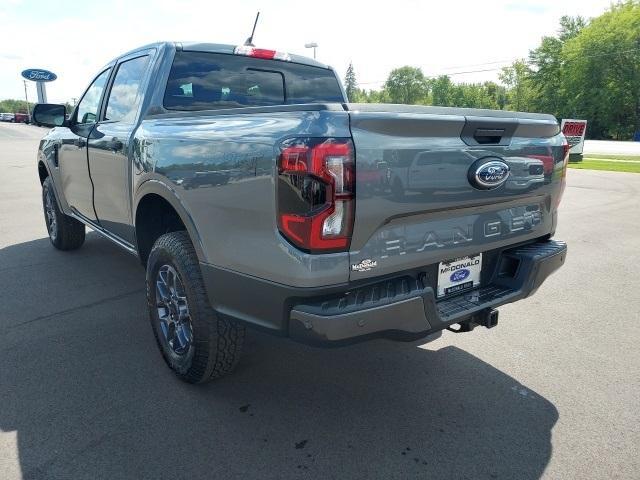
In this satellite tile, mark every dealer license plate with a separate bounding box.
[437,253,482,298]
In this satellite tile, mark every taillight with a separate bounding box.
[277,138,355,253]
[562,140,571,164]
[234,45,291,61]
[555,137,570,207]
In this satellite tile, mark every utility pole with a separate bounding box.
[23,80,31,119]
[305,42,318,59]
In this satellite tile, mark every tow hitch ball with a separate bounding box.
[447,308,499,333]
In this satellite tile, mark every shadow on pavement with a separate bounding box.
[0,234,558,480]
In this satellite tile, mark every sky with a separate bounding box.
[0,0,616,104]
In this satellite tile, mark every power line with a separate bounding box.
[435,59,516,71]
[356,47,640,87]
[358,67,509,85]
[426,32,640,72]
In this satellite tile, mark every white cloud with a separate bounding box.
[0,0,614,103]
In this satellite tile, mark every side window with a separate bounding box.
[105,55,151,122]
[76,69,111,125]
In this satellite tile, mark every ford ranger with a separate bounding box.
[32,42,568,383]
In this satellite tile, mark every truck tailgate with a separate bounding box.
[347,103,566,282]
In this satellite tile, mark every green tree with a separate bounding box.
[344,62,358,102]
[558,15,587,42]
[344,63,358,101]
[384,66,428,104]
[561,1,640,139]
[527,15,586,119]
[499,59,533,111]
[483,81,507,110]
[527,36,565,115]
[430,75,453,106]
[0,99,34,114]
[368,88,390,103]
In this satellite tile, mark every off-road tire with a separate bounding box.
[42,177,85,250]
[146,231,245,383]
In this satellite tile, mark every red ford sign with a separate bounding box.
[21,68,57,82]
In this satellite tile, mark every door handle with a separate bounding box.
[74,138,86,148]
[473,128,505,145]
[53,143,60,167]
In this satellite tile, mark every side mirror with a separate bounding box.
[32,103,67,128]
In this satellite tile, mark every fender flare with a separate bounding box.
[37,150,70,214]
[37,155,51,183]
[133,179,208,263]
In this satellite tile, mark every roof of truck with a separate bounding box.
[115,41,332,70]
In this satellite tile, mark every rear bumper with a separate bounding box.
[288,239,567,345]
[200,239,566,347]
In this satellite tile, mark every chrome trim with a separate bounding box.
[69,210,139,257]
[473,160,510,189]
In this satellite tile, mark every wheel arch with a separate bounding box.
[134,180,207,265]
[38,160,49,184]
[38,157,69,213]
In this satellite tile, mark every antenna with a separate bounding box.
[244,11,260,46]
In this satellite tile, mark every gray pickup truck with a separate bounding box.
[33,42,568,383]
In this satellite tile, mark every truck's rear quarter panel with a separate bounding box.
[135,107,352,287]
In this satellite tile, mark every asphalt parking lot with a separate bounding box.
[0,122,638,480]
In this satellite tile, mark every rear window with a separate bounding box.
[164,51,344,111]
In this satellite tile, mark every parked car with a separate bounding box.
[0,113,15,122]
[13,112,30,123]
[32,42,568,383]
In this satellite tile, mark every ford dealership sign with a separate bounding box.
[21,68,57,82]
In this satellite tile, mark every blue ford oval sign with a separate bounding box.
[450,269,470,283]
[21,68,57,82]
[469,158,510,189]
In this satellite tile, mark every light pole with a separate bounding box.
[304,42,318,59]
[23,80,31,120]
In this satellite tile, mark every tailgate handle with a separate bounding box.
[473,128,505,145]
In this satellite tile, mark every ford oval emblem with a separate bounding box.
[450,269,470,283]
[469,158,510,190]
[21,68,57,82]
